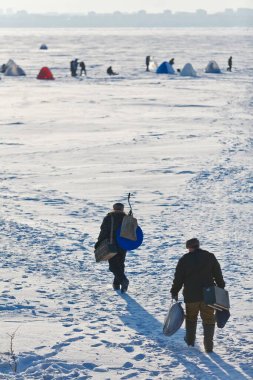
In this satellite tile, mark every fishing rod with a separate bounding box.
[128,193,133,215]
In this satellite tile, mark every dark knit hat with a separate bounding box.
[186,238,200,249]
[113,202,124,211]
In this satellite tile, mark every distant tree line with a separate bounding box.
[0,8,252,27]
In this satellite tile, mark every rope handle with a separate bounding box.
[128,193,133,216]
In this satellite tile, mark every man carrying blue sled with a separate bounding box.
[170,238,225,353]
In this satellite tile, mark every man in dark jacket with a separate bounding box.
[227,56,232,72]
[170,238,225,352]
[107,66,118,76]
[145,56,150,71]
[95,203,129,293]
[79,61,86,76]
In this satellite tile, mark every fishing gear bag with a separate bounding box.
[120,214,138,241]
[94,215,117,263]
[203,286,230,311]
[120,193,138,241]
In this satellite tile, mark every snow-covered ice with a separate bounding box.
[0,28,252,379]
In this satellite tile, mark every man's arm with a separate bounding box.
[95,215,111,249]
[213,256,225,288]
[170,259,184,300]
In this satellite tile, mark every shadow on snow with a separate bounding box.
[119,294,249,380]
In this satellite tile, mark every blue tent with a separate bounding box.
[40,44,48,50]
[156,61,175,74]
[205,60,221,74]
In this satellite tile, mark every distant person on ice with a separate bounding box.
[70,59,78,77]
[227,56,232,72]
[169,58,175,66]
[107,66,118,76]
[145,55,150,71]
[170,238,225,353]
[95,203,129,293]
[0,63,6,73]
[79,61,86,76]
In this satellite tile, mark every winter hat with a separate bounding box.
[113,203,124,211]
[186,238,200,249]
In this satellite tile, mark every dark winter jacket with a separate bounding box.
[95,211,126,254]
[170,248,225,303]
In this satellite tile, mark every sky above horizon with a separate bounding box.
[1,0,253,13]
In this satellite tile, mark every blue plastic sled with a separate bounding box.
[163,301,185,336]
[116,226,143,251]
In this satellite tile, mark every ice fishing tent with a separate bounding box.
[37,67,55,80]
[149,60,158,71]
[205,60,221,74]
[40,44,48,50]
[6,59,15,67]
[4,59,26,76]
[156,61,175,74]
[180,63,197,77]
[148,56,158,72]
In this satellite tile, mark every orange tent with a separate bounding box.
[37,67,55,80]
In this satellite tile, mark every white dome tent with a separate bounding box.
[148,56,158,71]
[4,59,26,76]
[5,59,15,68]
[180,63,197,77]
[205,60,221,74]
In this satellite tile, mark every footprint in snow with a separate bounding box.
[122,362,134,369]
[45,295,55,300]
[65,336,84,343]
[133,354,145,361]
[121,372,139,379]
[35,345,47,350]
[94,366,108,372]
[177,170,195,175]
[83,363,97,370]
[61,317,74,322]
[52,342,70,350]
[150,371,160,376]
[123,346,134,353]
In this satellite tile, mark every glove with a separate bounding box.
[172,294,178,302]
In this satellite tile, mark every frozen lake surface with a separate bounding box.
[0,28,252,379]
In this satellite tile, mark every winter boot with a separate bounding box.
[113,277,120,290]
[184,320,197,347]
[113,282,120,290]
[203,324,215,353]
[121,278,129,293]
